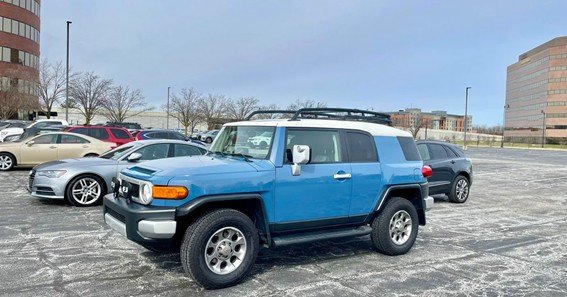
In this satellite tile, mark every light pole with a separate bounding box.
[463,87,471,149]
[166,86,170,129]
[501,104,509,148]
[541,110,546,148]
[65,21,72,122]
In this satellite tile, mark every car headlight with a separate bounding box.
[37,170,67,178]
[138,183,153,205]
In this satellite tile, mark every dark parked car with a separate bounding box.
[416,141,473,203]
[135,129,205,145]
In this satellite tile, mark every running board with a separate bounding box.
[271,225,372,247]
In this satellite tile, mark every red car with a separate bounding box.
[65,126,134,148]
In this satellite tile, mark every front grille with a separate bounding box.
[28,170,36,190]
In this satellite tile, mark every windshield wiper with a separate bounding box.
[207,150,227,157]
[228,153,253,162]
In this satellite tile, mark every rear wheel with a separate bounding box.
[66,175,105,206]
[181,208,259,289]
[371,197,418,255]
[206,137,213,143]
[0,153,15,171]
[449,175,470,203]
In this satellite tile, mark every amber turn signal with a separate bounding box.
[152,186,188,199]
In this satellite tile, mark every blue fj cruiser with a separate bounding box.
[103,108,434,289]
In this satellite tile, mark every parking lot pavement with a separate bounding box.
[0,147,566,296]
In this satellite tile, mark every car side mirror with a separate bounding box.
[26,140,35,146]
[127,152,142,162]
[291,145,310,176]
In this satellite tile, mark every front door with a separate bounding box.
[274,128,352,229]
[20,134,59,165]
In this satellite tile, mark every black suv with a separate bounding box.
[416,141,473,203]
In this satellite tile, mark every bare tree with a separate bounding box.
[68,72,113,125]
[198,94,229,129]
[286,99,327,110]
[165,88,202,136]
[226,97,259,120]
[0,70,39,119]
[408,115,425,139]
[37,60,67,118]
[103,86,153,123]
[253,104,285,119]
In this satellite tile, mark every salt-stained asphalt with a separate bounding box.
[0,147,566,296]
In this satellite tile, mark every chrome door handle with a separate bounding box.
[333,173,352,180]
[49,146,57,149]
[82,145,89,148]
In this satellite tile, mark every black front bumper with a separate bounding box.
[102,194,177,248]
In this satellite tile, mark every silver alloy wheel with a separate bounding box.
[0,155,13,170]
[204,227,247,275]
[71,177,101,205]
[456,179,469,201]
[389,210,412,245]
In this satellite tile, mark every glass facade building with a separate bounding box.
[505,37,567,144]
[0,0,40,109]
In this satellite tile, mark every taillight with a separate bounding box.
[422,165,433,178]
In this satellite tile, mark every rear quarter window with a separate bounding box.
[111,128,131,139]
[346,132,377,162]
[397,137,421,161]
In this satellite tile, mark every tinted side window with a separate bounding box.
[286,129,343,164]
[174,144,203,157]
[417,144,431,161]
[346,132,377,162]
[134,144,170,161]
[61,135,88,144]
[33,134,58,144]
[110,128,131,139]
[397,137,421,161]
[171,132,186,140]
[90,128,109,140]
[70,128,89,136]
[444,145,458,158]
[429,144,448,159]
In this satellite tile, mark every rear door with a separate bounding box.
[274,128,352,228]
[110,128,133,146]
[423,143,453,194]
[58,134,91,159]
[89,128,110,142]
[346,131,382,220]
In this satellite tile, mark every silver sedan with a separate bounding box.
[27,140,207,206]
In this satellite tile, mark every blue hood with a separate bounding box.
[121,155,260,180]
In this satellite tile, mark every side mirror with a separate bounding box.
[26,140,35,146]
[291,145,310,176]
[127,152,142,162]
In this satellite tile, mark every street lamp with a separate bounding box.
[65,20,72,122]
[501,104,509,148]
[541,110,546,148]
[464,87,471,149]
[166,86,170,129]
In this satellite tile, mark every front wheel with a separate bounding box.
[371,197,419,255]
[66,175,105,207]
[181,208,259,289]
[206,137,213,143]
[449,175,470,203]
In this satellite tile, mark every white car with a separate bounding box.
[249,131,273,148]
[0,119,69,142]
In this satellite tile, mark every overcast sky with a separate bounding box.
[40,0,567,126]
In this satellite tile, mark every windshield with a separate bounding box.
[210,126,275,159]
[100,144,136,160]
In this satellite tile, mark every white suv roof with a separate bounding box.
[225,119,411,137]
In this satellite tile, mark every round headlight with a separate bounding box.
[139,183,153,205]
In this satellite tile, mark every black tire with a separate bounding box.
[180,208,259,289]
[371,197,419,255]
[206,137,213,143]
[66,175,105,207]
[259,141,268,149]
[448,175,470,203]
[0,153,16,171]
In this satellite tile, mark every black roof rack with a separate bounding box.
[245,108,392,126]
[245,110,297,120]
[290,108,392,126]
